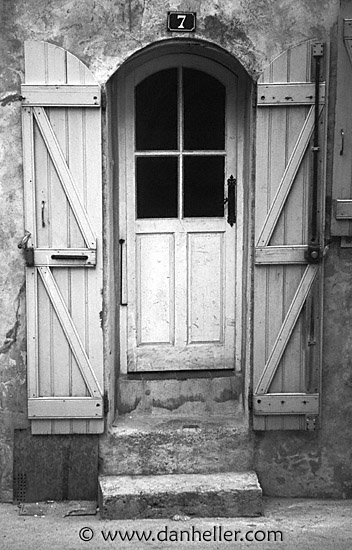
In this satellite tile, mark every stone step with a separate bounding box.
[98,472,262,519]
[99,415,253,476]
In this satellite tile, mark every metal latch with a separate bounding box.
[18,231,34,267]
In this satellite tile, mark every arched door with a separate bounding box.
[117,54,242,372]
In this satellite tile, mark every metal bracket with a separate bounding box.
[103,391,109,415]
[312,42,324,57]
[24,247,35,267]
[18,231,34,267]
[304,244,322,264]
[305,414,319,431]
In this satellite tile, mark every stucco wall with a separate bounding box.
[0,0,346,501]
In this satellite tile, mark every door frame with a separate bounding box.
[105,39,254,411]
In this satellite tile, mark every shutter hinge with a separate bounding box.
[247,390,253,412]
[305,244,322,264]
[305,414,319,431]
[312,42,324,57]
[101,89,107,110]
[103,391,109,415]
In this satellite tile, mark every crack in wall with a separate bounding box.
[0,283,25,355]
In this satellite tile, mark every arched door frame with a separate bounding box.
[105,39,254,414]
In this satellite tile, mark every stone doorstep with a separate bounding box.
[100,415,253,476]
[98,472,262,519]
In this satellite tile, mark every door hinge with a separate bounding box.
[247,391,253,412]
[103,391,109,415]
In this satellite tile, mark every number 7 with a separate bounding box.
[177,15,186,29]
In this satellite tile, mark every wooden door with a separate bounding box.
[253,40,326,430]
[21,41,104,434]
[118,55,241,372]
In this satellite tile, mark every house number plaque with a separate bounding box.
[167,12,196,32]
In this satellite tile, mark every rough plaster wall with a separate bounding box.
[0,0,344,500]
[255,243,352,499]
[1,0,340,82]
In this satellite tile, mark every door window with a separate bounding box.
[135,68,226,219]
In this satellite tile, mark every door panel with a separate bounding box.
[137,233,175,345]
[188,232,224,343]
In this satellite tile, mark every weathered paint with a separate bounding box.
[1,0,352,501]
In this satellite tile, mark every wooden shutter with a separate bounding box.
[21,41,104,434]
[332,1,352,237]
[253,40,326,430]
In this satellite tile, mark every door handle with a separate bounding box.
[340,129,345,156]
[119,238,127,306]
[226,175,237,227]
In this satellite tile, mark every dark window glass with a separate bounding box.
[183,156,224,217]
[135,69,178,151]
[183,69,225,151]
[136,157,178,218]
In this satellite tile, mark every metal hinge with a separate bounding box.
[101,89,107,110]
[305,414,319,431]
[103,391,109,415]
[305,244,322,264]
[312,42,324,58]
[247,391,253,412]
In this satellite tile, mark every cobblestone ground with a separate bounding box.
[0,498,352,550]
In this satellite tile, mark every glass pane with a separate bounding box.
[135,69,178,151]
[183,69,225,151]
[183,156,224,217]
[136,157,178,218]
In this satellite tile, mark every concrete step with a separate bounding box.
[99,415,253,476]
[98,472,262,519]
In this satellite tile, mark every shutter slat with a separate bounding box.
[22,84,101,106]
[34,248,96,266]
[253,393,319,415]
[255,246,307,264]
[257,83,325,106]
[28,398,102,418]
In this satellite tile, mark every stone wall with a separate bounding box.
[0,0,346,500]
